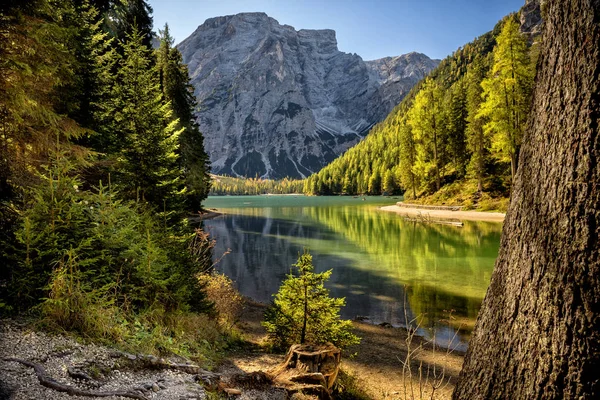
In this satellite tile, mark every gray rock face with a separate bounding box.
[178,12,438,178]
[520,0,543,35]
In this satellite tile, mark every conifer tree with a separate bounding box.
[465,60,488,192]
[113,26,183,216]
[444,79,468,177]
[398,118,418,198]
[157,24,211,211]
[72,0,120,152]
[478,17,533,181]
[263,251,359,350]
[408,78,444,192]
[106,0,154,49]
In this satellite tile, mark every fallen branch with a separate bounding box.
[3,357,147,400]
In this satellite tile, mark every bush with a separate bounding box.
[6,150,222,362]
[198,272,243,331]
[263,251,360,351]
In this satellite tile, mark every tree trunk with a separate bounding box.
[454,1,600,399]
[301,282,308,344]
[510,151,516,182]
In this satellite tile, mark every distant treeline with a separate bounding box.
[209,175,304,195]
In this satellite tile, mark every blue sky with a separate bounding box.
[148,0,524,60]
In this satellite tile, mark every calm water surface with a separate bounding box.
[203,195,501,348]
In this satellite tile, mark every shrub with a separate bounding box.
[198,272,243,331]
[263,251,360,350]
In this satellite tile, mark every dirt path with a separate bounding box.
[223,300,465,400]
[380,205,505,222]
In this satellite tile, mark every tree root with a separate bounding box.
[111,351,214,375]
[3,357,148,400]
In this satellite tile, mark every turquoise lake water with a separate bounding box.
[203,195,501,348]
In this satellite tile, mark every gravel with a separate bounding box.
[0,320,206,400]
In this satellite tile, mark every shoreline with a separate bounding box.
[380,204,506,222]
[230,299,464,399]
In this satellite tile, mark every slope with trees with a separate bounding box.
[0,0,218,359]
[303,13,538,211]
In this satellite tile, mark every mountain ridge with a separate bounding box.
[178,12,438,178]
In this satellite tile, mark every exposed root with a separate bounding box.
[3,357,148,400]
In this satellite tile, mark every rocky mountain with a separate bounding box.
[520,0,543,35]
[178,13,438,178]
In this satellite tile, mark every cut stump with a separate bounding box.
[270,343,341,399]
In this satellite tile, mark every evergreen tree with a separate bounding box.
[444,79,468,177]
[478,17,533,181]
[156,24,211,211]
[398,118,419,198]
[263,251,359,350]
[106,0,154,49]
[465,60,488,192]
[113,26,183,217]
[72,0,120,152]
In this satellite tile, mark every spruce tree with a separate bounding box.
[156,24,211,211]
[263,251,359,350]
[465,60,488,193]
[113,26,183,217]
[106,0,154,49]
[444,79,468,177]
[398,118,418,199]
[72,0,120,152]
[408,78,444,192]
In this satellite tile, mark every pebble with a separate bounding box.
[0,319,207,400]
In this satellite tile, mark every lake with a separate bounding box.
[203,195,501,349]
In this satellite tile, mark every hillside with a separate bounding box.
[303,2,542,211]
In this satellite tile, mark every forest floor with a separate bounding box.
[0,301,465,400]
[221,300,465,400]
[380,204,506,222]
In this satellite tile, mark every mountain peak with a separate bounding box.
[178,15,437,178]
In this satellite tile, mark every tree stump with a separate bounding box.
[270,343,341,399]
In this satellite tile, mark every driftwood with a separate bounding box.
[3,357,148,400]
[396,202,464,211]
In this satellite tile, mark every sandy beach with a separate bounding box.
[380,204,506,222]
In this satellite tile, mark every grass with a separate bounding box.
[333,369,374,400]
[404,179,509,212]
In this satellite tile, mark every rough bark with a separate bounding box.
[453,0,600,398]
[270,343,341,399]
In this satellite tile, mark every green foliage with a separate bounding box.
[303,14,535,209]
[8,150,211,312]
[156,24,211,211]
[479,16,533,179]
[210,175,304,195]
[106,0,154,50]
[0,0,227,365]
[263,251,360,350]
[113,26,184,218]
[408,78,444,192]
